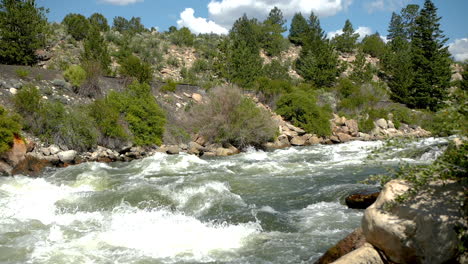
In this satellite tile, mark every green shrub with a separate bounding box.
[262,59,290,80]
[0,106,22,154]
[391,106,416,129]
[169,27,194,47]
[191,58,210,73]
[15,68,29,78]
[361,33,386,58]
[276,90,332,137]
[62,13,90,41]
[254,77,293,105]
[160,79,177,93]
[189,86,277,148]
[64,65,86,87]
[119,55,153,84]
[167,56,180,67]
[88,99,129,148]
[106,81,166,146]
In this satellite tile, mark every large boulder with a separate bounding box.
[12,153,50,177]
[314,228,366,264]
[330,243,384,264]
[58,150,77,163]
[345,120,359,136]
[1,137,27,167]
[362,179,466,264]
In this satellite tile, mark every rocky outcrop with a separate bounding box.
[330,243,385,264]
[314,228,367,264]
[362,179,467,264]
[0,136,28,175]
[345,192,380,209]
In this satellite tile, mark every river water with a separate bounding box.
[0,138,448,264]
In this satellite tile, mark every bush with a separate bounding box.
[88,99,129,148]
[0,106,22,154]
[160,79,177,93]
[361,33,386,58]
[189,86,277,148]
[253,77,293,105]
[262,59,290,80]
[15,68,29,78]
[64,65,86,87]
[276,90,332,137]
[79,60,102,97]
[169,27,194,47]
[106,81,166,146]
[119,55,153,84]
[13,85,98,151]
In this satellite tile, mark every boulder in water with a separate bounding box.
[345,192,380,209]
[329,243,384,264]
[314,228,366,264]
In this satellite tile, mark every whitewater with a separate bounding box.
[0,138,448,264]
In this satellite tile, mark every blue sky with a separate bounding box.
[38,0,468,60]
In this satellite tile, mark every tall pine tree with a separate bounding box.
[295,12,340,87]
[332,19,359,53]
[262,7,287,56]
[288,12,308,46]
[409,0,451,111]
[0,0,48,65]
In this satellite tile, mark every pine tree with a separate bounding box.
[350,49,373,83]
[262,6,287,56]
[63,13,90,41]
[89,13,109,32]
[288,12,308,45]
[361,32,386,58]
[384,39,414,103]
[387,12,405,42]
[81,25,111,74]
[0,0,48,65]
[295,12,340,87]
[332,19,359,53]
[400,4,419,40]
[409,0,451,111]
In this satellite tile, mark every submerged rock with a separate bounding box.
[345,192,380,209]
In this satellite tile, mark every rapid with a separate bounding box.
[0,138,448,264]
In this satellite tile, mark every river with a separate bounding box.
[0,138,447,264]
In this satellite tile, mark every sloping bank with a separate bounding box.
[0,111,430,177]
[315,138,467,264]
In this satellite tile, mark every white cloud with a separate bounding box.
[327,26,373,41]
[100,0,143,5]
[365,0,410,13]
[449,38,468,62]
[177,8,228,35]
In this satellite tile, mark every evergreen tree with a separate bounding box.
[400,4,419,40]
[361,32,386,58]
[387,12,405,42]
[81,25,111,74]
[288,12,308,45]
[223,14,263,88]
[409,0,451,111]
[89,13,109,32]
[0,0,48,65]
[295,12,340,87]
[461,63,468,91]
[262,6,287,56]
[332,19,359,53]
[63,13,90,40]
[350,49,373,83]
[384,39,414,103]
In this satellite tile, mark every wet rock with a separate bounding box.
[166,146,180,155]
[12,153,50,177]
[337,133,352,143]
[314,228,367,264]
[345,192,380,209]
[290,135,307,146]
[308,136,322,145]
[58,150,77,163]
[330,136,340,143]
[330,243,384,264]
[194,135,207,146]
[0,161,12,175]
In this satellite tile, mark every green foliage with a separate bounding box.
[262,59,290,80]
[81,25,111,74]
[62,13,90,41]
[0,106,22,154]
[383,38,413,104]
[288,12,308,45]
[89,13,109,32]
[166,56,180,67]
[106,81,165,146]
[189,86,277,148]
[253,77,293,104]
[409,0,451,111]
[88,99,129,148]
[350,50,374,84]
[64,65,86,87]
[332,19,359,53]
[295,12,341,87]
[261,7,288,56]
[113,16,146,35]
[160,79,177,93]
[13,85,98,151]
[361,33,386,58]
[78,60,102,97]
[276,90,332,136]
[169,27,195,47]
[0,0,48,65]
[119,55,153,84]
[462,63,468,91]
[15,68,29,78]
